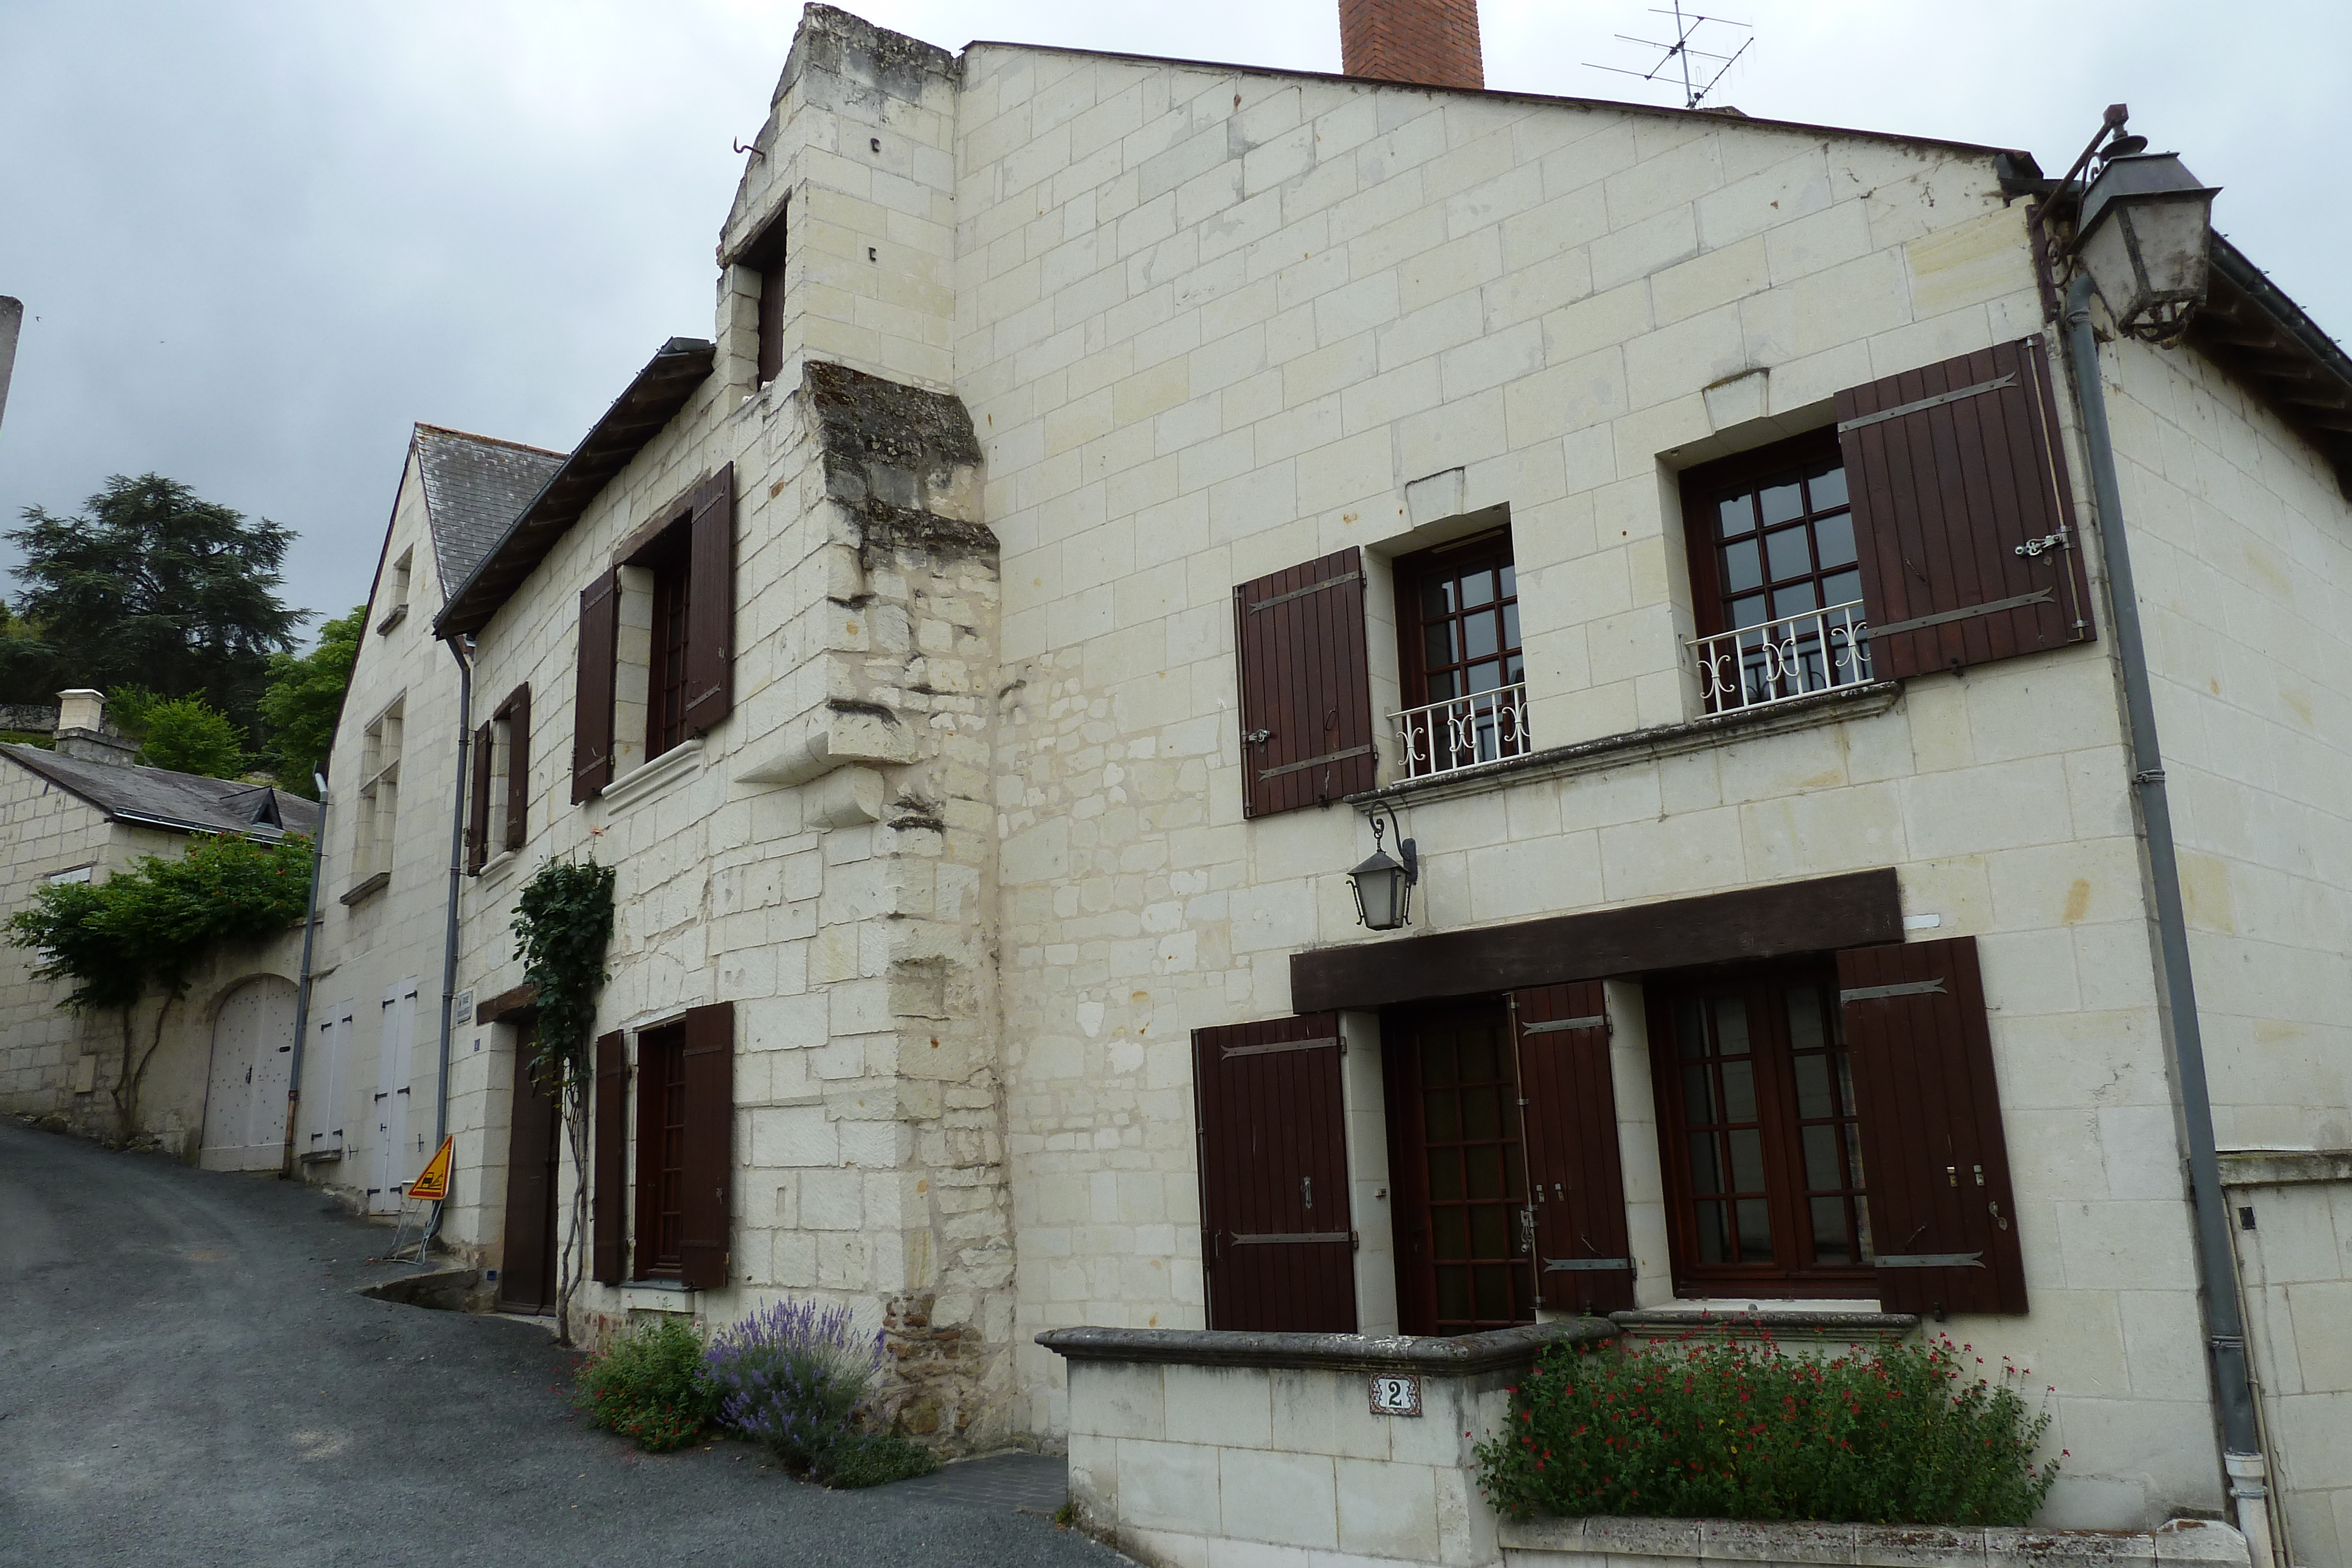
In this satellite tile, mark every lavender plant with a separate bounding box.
[704,1299,936,1487]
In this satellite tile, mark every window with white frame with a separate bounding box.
[351,697,403,894]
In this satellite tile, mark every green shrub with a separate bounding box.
[821,1431,940,1489]
[1478,1330,2059,1527]
[704,1299,938,1487]
[576,1318,720,1453]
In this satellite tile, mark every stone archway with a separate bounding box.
[199,975,298,1172]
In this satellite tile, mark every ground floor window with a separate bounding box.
[634,1021,689,1278]
[1648,964,1873,1296]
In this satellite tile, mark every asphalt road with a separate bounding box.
[0,1119,1118,1568]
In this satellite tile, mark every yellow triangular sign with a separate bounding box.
[407,1135,455,1202]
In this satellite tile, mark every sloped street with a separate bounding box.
[0,1120,1109,1568]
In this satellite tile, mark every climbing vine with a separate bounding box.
[510,856,616,1343]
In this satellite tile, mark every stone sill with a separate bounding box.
[2217,1148,2352,1186]
[1610,1306,1920,1346]
[1038,1318,1613,1376]
[474,847,520,882]
[1353,682,1903,811]
[617,1279,697,1313]
[375,603,409,634]
[600,738,703,814]
[338,870,391,907]
[1501,1515,2246,1567]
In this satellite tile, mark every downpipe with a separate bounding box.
[434,637,472,1159]
[2061,273,2274,1563]
[279,772,330,1179]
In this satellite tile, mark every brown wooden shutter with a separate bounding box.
[1233,547,1376,818]
[681,466,735,738]
[1512,982,1635,1315]
[677,1001,735,1289]
[752,208,787,386]
[591,1029,627,1286]
[501,685,530,851]
[1192,1013,1357,1332]
[1837,338,2095,679]
[1837,936,2027,1316]
[465,722,493,875]
[571,570,620,803]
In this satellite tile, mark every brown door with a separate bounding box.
[1193,1014,1357,1332]
[1388,1001,1538,1335]
[496,1027,560,1315]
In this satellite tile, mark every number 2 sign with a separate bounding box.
[1368,1372,1422,1417]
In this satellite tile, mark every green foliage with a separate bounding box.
[129,693,250,778]
[576,1319,721,1453]
[820,1432,940,1489]
[703,1299,938,1489]
[259,606,363,796]
[512,858,617,1096]
[4,473,306,729]
[1477,1332,2059,1527]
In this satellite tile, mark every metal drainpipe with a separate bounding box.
[435,636,473,1151]
[279,773,330,1179]
[2062,272,2273,1557]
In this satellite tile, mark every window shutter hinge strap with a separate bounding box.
[1542,1257,1632,1272]
[1838,373,2017,433]
[1875,1252,1986,1269]
[1522,1014,1608,1035]
[1258,744,1371,782]
[1865,589,2054,641]
[1221,1035,1339,1058]
[1840,978,1947,1002]
[1247,570,1362,613]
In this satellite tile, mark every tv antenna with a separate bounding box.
[1586,3,1752,110]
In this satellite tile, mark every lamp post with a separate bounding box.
[1347,805,1418,932]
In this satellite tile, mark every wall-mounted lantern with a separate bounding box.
[2073,149,2220,345]
[1348,804,1418,932]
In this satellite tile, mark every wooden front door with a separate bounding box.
[1388,1001,1538,1335]
[497,1028,560,1315]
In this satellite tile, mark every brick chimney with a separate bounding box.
[1339,0,1484,89]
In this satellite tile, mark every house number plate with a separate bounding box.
[1368,1373,1423,1417]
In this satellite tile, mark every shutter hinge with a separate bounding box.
[2014,526,2070,559]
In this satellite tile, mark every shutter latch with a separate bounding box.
[1244,728,1271,745]
[2014,527,2070,559]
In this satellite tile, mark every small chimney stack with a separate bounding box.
[54,688,138,767]
[1340,0,1484,90]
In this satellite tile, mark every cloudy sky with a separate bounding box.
[4,0,2344,643]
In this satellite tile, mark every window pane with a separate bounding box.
[1766,527,1813,582]
[1681,1063,1718,1124]
[1425,668,1458,701]
[1813,511,1857,569]
[1736,1198,1773,1259]
[1711,996,1750,1055]
[1425,1039,1459,1086]
[1688,1132,1723,1195]
[1721,1059,1758,1124]
[1466,1146,1504,1199]
[1422,1090,1459,1142]
[1802,1124,1843,1191]
[1475,1264,1513,1322]
[1676,999,1708,1058]
[1436,1267,1471,1321]
[1786,985,1825,1051]
[1428,1149,1464,1200]
[1499,563,1516,597]
[1464,611,1499,660]
[1460,570,1495,609]
[1505,652,1525,684]
[1461,1029,1499,1082]
[1718,496,1755,539]
[1461,1086,1499,1142]
[1730,594,1768,630]
[1471,1206,1510,1259]
[1695,1201,1729,1263]
[1433,1206,1469,1259]
[1728,1129,1766,1192]
[1422,578,1455,616]
[1722,538,1763,594]
[1759,479,1804,526]
[1772,581,1819,617]
[1808,463,1849,513]
[1810,1197,1852,1264]
[1425,621,1456,668]
[1793,1052,1833,1120]
[1822,570,1861,609]
[1501,602,1520,653]
[1465,661,1502,695]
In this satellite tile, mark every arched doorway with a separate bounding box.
[201,975,298,1171]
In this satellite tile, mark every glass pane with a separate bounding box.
[1793,1052,1833,1120]
[1425,1039,1459,1087]
[1711,996,1750,1055]
[1786,985,1825,1051]
[1808,463,1849,513]
[1428,1149,1464,1200]
[1718,495,1755,539]
[1500,602,1521,653]
[1425,620,1456,669]
[1695,1200,1728,1263]
[1422,577,1455,616]
[1475,1264,1513,1322]
[1504,1153,1526,1202]
[1729,1129,1766,1193]
[1436,1266,1471,1321]
[1730,594,1768,630]
[1505,651,1525,684]
[1461,1086,1499,1142]
[1461,1029,1498,1084]
[1422,1090,1459,1143]
[1688,1132,1723,1195]
[1466,1146,1504,1199]
[1736,1198,1773,1259]
[1676,998,1708,1058]
[1803,1124,1842,1191]
[1425,668,1458,701]
[1433,1206,1469,1259]
[1463,611,1499,661]
[1499,563,1516,597]
[1471,1206,1510,1259]
[1813,511,1857,569]
[1722,539,1763,594]
[1498,1095,1522,1142]
[1765,527,1813,583]
[1681,1062,1718,1124]
[1721,1059,1758,1124]
[1760,479,1804,527]
[1772,581,1820,617]
[1466,661,1501,694]
[1460,570,1495,609]
[1822,570,1861,610]
[1810,1197,1852,1264]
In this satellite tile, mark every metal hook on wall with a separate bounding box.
[733,137,766,161]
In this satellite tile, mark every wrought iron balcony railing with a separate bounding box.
[1392,682,1532,781]
[1689,600,1872,716]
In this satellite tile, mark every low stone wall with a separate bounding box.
[1040,1320,1615,1568]
[1501,1514,2249,1568]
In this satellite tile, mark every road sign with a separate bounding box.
[407,1135,453,1202]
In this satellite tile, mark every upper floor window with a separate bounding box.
[377,547,413,634]
[347,697,403,897]
[1392,531,1529,780]
[466,684,530,875]
[646,533,693,760]
[745,207,787,387]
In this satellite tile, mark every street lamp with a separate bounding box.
[2073,149,2221,345]
[1347,805,1418,932]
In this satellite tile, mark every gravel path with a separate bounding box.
[0,1119,1117,1568]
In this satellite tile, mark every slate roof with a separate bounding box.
[412,425,567,597]
[0,744,322,840]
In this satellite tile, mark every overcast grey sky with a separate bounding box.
[4,1,2344,644]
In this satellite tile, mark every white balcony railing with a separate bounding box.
[1392,682,1532,781]
[1689,600,1872,716]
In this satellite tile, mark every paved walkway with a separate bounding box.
[0,1120,1110,1568]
